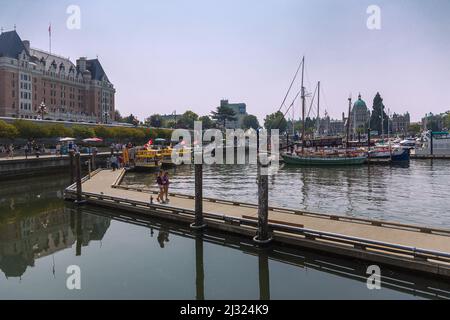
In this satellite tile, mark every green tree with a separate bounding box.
[72,125,95,139]
[369,92,388,136]
[264,111,287,133]
[13,120,49,139]
[94,126,114,139]
[408,123,421,135]
[198,115,215,129]
[0,120,19,139]
[47,124,73,138]
[242,114,260,130]
[123,114,139,125]
[114,110,124,122]
[211,105,237,129]
[146,114,163,128]
[443,111,450,130]
[177,110,199,129]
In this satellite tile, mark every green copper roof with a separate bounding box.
[353,94,367,109]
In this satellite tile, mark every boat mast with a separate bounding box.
[301,56,305,154]
[347,95,352,149]
[316,81,320,138]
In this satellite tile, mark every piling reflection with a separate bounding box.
[258,249,270,300]
[84,206,450,300]
[195,232,205,300]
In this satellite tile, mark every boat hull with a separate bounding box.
[369,148,410,162]
[282,154,367,166]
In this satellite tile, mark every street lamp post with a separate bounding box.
[37,102,47,120]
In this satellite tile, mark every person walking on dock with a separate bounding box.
[156,171,165,203]
[7,144,14,159]
[162,171,170,203]
[110,154,118,171]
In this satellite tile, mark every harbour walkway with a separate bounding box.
[65,168,450,277]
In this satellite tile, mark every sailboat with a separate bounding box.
[281,57,367,166]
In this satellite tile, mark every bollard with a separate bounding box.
[191,162,206,229]
[69,151,75,184]
[75,152,86,205]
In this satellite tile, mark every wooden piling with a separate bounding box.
[91,153,96,171]
[69,151,75,184]
[254,163,271,244]
[191,162,206,229]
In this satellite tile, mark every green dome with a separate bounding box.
[353,94,367,109]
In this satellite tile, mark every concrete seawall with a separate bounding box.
[0,152,113,178]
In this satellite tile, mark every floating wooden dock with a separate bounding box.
[64,168,450,278]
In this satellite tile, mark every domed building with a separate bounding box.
[351,94,370,134]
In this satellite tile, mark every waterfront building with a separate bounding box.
[0,30,115,123]
[391,112,411,135]
[219,99,247,129]
[351,94,370,134]
[318,114,345,136]
[422,112,446,132]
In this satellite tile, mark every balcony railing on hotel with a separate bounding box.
[45,111,99,123]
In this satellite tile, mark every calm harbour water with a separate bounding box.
[0,161,450,300]
[123,159,450,229]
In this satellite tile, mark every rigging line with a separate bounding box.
[277,57,304,113]
[307,83,318,119]
[273,88,302,130]
[320,84,332,118]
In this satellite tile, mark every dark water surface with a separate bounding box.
[1,163,450,299]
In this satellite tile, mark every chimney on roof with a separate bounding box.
[23,40,30,52]
[76,57,87,72]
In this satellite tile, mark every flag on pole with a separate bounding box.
[48,23,52,53]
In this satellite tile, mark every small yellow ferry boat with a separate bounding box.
[134,148,162,171]
[153,138,192,166]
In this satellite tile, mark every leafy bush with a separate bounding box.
[0,120,19,139]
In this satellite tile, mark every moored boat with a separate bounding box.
[282,153,367,165]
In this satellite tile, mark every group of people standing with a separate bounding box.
[156,170,170,204]
[0,144,14,158]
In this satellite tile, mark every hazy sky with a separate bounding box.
[1,0,449,122]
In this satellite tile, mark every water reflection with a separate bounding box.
[84,206,450,300]
[0,206,110,279]
[1,172,449,299]
[0,174,111,279]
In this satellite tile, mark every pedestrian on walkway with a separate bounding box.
[156,171,165,203]
[162,171,170,203]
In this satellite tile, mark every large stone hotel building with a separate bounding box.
[0,30,115,123]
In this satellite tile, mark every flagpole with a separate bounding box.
[49,23,52,54]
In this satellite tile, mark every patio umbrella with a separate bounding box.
[59,137,76,142]
[82,138,103,143]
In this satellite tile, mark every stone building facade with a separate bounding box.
[0,30,115,123]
